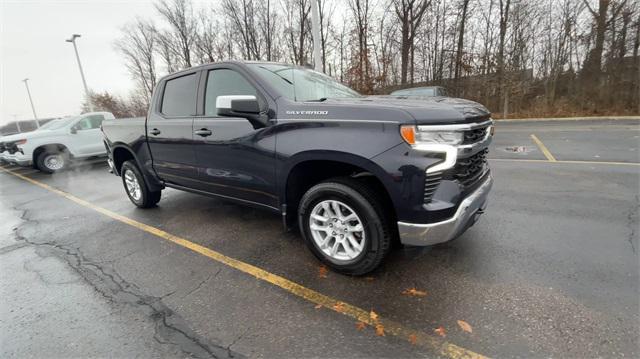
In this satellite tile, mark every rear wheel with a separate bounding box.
[298,177,393,275]
[36,150,69,173]
[121,160,161,208]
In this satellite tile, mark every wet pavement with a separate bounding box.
[1,118,638,358]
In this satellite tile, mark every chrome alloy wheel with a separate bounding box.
[124,169,142,201]
[43,154,64,171]
[309,200,366,262]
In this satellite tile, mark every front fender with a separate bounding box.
[278,150,403,211]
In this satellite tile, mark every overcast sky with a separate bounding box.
[0,0,164,125]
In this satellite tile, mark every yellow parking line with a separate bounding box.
[530,134,557,162]
[0,167,487,359]
[490,158,640,166]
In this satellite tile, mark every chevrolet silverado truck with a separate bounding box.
[3,112,114,173]
[102,61,493,275]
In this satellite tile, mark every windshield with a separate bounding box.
[42,117,77,130]
[37,118,64,130]
[248,64,361,102]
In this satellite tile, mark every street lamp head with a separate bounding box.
[66,34,81,42]
[22,78,29,83]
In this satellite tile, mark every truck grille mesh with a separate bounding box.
[462,127,488,144]
[449,149,488,187]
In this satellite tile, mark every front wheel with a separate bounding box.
[36,150,69,173]
[121,160,161,208]
[298,178,393,275]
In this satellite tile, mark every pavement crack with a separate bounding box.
[226,327,252,358]
[181,269,221,300]
[0,242,29,255]
[11,204,241,359]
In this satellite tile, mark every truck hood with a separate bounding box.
[335,96,490,124]
[280,96,490,125]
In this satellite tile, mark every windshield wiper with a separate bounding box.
[259,66,293,85]
[307,97,328,102]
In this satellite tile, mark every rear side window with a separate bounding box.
[204,69,258,116]
[161,73,197,116]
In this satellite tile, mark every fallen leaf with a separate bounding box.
[434,326,447,337]
[314,304,322,309]
[355,321,366,331]
[369,310,379,322]
[457,320,472,333]
[332,302,345,313]
[402,287,428,297]
[408,333,418,345]
[375,323,385,336]
[318,265,328,278]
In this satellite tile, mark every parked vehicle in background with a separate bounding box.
[102,61,493,275]
[390,86,449,97]
[3,112,114,173]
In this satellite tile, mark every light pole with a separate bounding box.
[66,34,93,112]
[310,0,322,73]
[22,78,39,128]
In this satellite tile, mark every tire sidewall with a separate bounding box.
[299,183,384,273]
[37,151,68,173]
[121,161,147,207]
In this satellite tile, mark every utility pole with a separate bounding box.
[310,0,322,73]
[22,78,39,128]
[66,34,93,112]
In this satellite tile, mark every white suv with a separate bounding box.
[5,112,115,173]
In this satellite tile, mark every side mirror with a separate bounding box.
[70,127,77,134]
[216,95,260,118]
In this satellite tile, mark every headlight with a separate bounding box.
[400,126,463,146]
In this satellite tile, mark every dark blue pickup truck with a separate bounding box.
[102,61,493,275]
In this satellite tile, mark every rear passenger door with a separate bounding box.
[147,72,200,186]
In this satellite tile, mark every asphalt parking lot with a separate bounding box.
[1,118,638,358]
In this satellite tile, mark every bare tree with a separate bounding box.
[155,0,197,69]
[115,18,158,103]
[453,0,471,92]
[393,0,431,84]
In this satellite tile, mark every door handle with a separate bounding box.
[149,128,161,136]
[194,128,212,137]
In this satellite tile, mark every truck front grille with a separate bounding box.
[462,127,488,144]
[447,149,488,187]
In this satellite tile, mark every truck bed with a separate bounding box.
[102,117,146,145]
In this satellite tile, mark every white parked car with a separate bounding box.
[3,112,114,173]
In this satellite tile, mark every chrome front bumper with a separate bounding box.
[397,175,493,246]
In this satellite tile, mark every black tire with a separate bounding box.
[36,149,69,174]
[121,160,161,208]
[298,177,393,275]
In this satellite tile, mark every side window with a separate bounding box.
[204,69,258,116]
[161,73,197,116]
[87,115,105,129]
[75,117,92,130]
[75,115,104,130]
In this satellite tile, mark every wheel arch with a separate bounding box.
[110,142,164,192]
[280,151,397,227]
[32,143,70,164]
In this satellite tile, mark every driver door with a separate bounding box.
[192,67,278,209]
[71,114,105,156]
